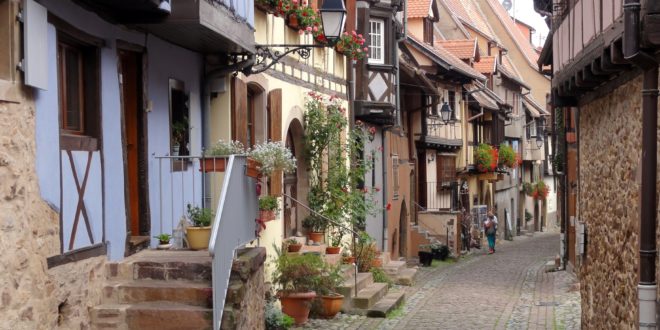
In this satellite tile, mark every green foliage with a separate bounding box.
[206,139,246,156]
[498,143,517,168]
[329,226,345,247]
[370,267,393,287]
[355,232,378,272]
[272,246,324,294]
[525,209,533,222]
[475,143,496,172]
[553,108,565,173]
[302,215,327,233]
[314,263,344,296]
[259,196,279,211]
[265,298,294,330]
[171,117,188,146]
[153,233,171,243]
[186,204,214,227]
[523,182,534,196]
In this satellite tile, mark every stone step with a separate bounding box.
[337,272,374,298]
[92,302,212,330]
[367,291,405,318]
[395,268,418,286]
[103,280,212,307]
[351,282,389,311]
[106,250,211,282]
[383,260,406,276]
[323,253,342,266]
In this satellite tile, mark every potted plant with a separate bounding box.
[418,245,434,267]
[201,140,247,172]
[154,233,172,250]
[259,195,280,221]
[341,251,355,265]
[249,141,297,178]
[171,118,187,156]
[354,233,378,272]
[498,143,517,168]
[302,215,326,244]
[272,248,324,325]
[185,204,214,250]
[532,180,549,200]
[325,227,344,254]
[475,143,498,172]
[334,31,367,60]
[285,238,302,253]
[430,244,450,261]
[265,296,295,330]
[314,263,344,319]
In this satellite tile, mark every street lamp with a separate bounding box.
[245,0,348,75]
[440,102,453,124]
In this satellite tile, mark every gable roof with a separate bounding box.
[442,0,499,43]
[474,56,496,74]
[407,0,434,19]
[435,39,479,60]
[484,0,539,67]
[405,35,486,82]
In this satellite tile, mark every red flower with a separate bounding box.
[386,203,392,211]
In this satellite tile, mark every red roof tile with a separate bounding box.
[434,39,478,60]
[474,56,496,74]
[407,0,433,19]
[406,35,486,81]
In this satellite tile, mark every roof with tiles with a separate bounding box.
[474,56,496,74]
[405,35,486,81]
[484,0,539,67]
[407,0,433,19]
[435,39,478,60]
[442,0,500,43]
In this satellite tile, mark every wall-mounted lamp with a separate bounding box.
[242,0,347,75]
[427,154,435,163]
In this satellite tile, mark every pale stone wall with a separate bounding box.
[578,75,643,329]
[1,51,105,330]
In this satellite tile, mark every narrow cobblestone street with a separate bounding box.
[299,232,581,330]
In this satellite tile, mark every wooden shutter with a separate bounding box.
[231,77,248,146]
[436,155,443,192]
[268,89,283,196]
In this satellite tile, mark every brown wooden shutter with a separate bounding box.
[231,77,248,146]
[436,155,443,192]
[268,88,283,196]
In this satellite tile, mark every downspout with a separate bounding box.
[381,128,389,252]
[623,1,659,328]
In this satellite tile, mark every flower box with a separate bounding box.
[259,210,277,221]
[199,157,227,173]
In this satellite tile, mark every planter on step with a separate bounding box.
[325,246,341,254]
[371,257,383,268]
[288,243,303,253]
[186,226,211,250]
[280,291,316,325]
[342,256,356,265]
[320,294,344,319]
[418,251,433,267]
[307,231,325,244]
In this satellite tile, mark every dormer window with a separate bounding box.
[369,19,384,64]
[424,18,434,44]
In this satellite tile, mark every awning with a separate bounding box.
[522,94,549,117]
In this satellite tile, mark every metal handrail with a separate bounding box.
[281,193,359,297]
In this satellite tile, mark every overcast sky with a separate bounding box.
[507,0,550,48]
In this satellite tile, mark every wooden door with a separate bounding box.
[120,50,142,236]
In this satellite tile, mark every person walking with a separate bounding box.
[484,211,498,254]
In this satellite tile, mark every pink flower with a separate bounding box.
[292,0,298,3]
[363,47,368,52]
[358,34,363,38]
[306,26,312,32]
[359,40,365,45]
[313,26,318,32]
[298,29,304,35]
[368,126,376,135]
[351,30,357,36]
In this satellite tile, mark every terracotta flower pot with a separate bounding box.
[246,158,261,178]
[280,291,316,325]
[287,13,299,29]
[307,231,324,244]
[186,226,211,250]
[320,294,344,319]
[199,157,226,172]
[342,256,356,265]
[259,210,276,221]
[325,246,341,254]
[371,257,383,268]
[288,243,302,252]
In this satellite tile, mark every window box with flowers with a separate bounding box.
[201,140,258,175]
[498,143,517,169]
[532,180,549,200]
[334,31,367,60]
[475,143,498,172]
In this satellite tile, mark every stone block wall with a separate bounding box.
[578,75,644,328]
[222,247,267,330]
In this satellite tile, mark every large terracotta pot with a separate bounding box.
[325,246,341,255]
[280,291,316,325]
[320,294,344,319]
[288,243,303,252]
[186,226,211,250]
[307,231,324,244]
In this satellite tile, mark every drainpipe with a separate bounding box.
[624,1,659,328]
[381,127,390,252]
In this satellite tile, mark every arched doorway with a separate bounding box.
[283,118,305,237]
[399,201,408,257]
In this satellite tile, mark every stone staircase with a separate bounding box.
[91,250,213,330]
[336,269,405,317]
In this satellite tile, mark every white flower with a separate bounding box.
[206,139,247,156]
[249,141,297,176]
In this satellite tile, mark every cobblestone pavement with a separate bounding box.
[295,232,581,330]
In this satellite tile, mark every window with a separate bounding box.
[529,119,537,139]
[57,34,100,141]
[169,79,189,156]
[392,154,399,199]
[369,19,384,64]
[423,18,434,44]
[437,156,456,189]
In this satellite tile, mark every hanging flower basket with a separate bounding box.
[498,143,517,168]
[259,210,277,221]
[532,180,549,200]
[475,144,498,172]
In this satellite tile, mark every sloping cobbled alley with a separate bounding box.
[297,232,581,329]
